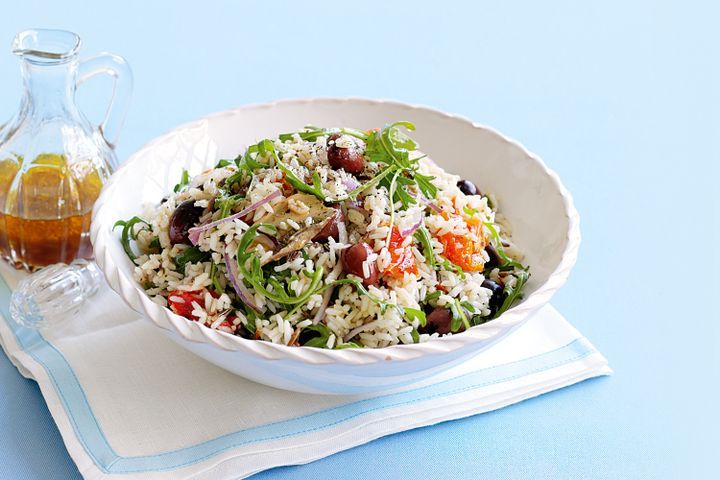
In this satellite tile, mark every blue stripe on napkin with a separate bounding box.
[0,277,596,474]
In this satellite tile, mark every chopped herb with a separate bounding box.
[492,270,530,319]
[463,205,478,217]
[424,290,442,307]
[276,159,326,201]
[223,170,246,190]
[174,246,211,272]
[485,195,495,210]
[209,261,224,293]
[335,341,363,349]
[242,308,258,335]
[113,216,150,261]
[411,328,420,343]
[449,298,471,332]
[414,172,438,200]
[347,164,397,200]
[236,224,324,305]
[439,258,466,280]
[483,222,528,271]
[403,307,427,328]
[279,125,368,143]
[414,226,436,269]
[364,122,439,206]
[460,301,476,314]
[216,193,244,219]
[471,315,490,326]
[391,175,417,208]
[301,323,332,348]
[215,159,232,168]
[173,169,190,193]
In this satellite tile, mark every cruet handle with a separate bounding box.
[77,53,133,149]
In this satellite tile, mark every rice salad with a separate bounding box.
[115,122,529,349]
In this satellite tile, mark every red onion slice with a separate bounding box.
[188,190,282,245]
[343,321,378,343]
[311,285,334,325]
[342,177,360,191]
[223,251,263,313]
[408,191,442,214]
[419,196,442,214]
[312,219,348,325]
[399,213,423,237]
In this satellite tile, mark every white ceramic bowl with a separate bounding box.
[91,98,580,395]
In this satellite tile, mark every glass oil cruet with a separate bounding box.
[0,29,132,271]
[0,29,132,328]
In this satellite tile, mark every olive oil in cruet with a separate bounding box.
[0,29,132,271]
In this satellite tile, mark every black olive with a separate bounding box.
[457,179,479,196]
[327,133,365,174]
[168,200,204,245]
[422,307,466,335]
[482,279,505,315]
[313,208,344,242]
[484,244,501,269]
[341,242,378,287]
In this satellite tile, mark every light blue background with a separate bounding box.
[1,1,718,478]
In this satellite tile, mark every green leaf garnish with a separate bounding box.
[463,205,478,217]
[424,290,441,308]
[411,328,420,343]
[216,193,244,219]
[236,224,324,305]
[483,222,528,271]
[173,169,190,193]
[279,125,368,143]
[113,216,150,261]
[414,172,438,200]
[492,270,530,319]
[449,298,471,332]
[414,225,436,269]
[403,307,427,328]
[301,323,333,347]
[174,246,211,272]
[439,258,466,279]
[209,261,224,294]
[363,122,438,208]
[347,164,397,200]
[276,159,326,201]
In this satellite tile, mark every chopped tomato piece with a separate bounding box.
[382,227,418,278]
[167,290,205,320]
[279,173,295,196]
[438,231,485,272]
[216,318,237,334]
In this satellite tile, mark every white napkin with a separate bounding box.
[0,262,610,480]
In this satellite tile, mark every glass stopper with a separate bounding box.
[9,260,101,329]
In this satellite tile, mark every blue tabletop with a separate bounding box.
[1,1,718,478]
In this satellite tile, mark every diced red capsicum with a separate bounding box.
[167,290,206,320]
[382,227,418,278]
[438,231,485,272]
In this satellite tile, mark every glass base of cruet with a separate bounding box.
[9,259,101,329]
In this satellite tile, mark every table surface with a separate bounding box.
[1,1,718,478]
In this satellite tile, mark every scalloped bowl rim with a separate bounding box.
[91,97,580,366]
